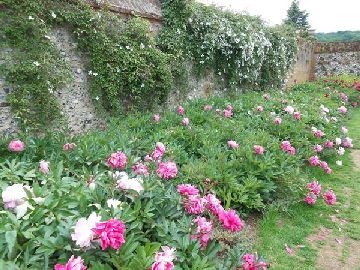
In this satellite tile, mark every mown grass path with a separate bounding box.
[256,109,360,270]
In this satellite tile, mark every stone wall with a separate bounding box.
[0,47,17,136]
[286,39,315,86]
[50,28,103,134]
[314,42,360,79]
[86,0,162,32]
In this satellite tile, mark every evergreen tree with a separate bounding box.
[285,0,310,31]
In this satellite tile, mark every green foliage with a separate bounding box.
[1,0,174,130]
[284,0,311,32]
[159,0,298,90]
[316,31,360,42]
[1,1,71,131]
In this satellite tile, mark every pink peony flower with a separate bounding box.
[324,140,334,149]
[342,137,353,148]
[304,193,317,205]
[293,111,301,120]
[263,94,270,100]
[183,195,207,215]
[182,117,189,126]
[323,190,336,205]
[324,167,332,174]
[132,162,149,176]
[177,106,184,115]
[54,256,87,270]
[205,194,223,216]
[152,142,166,161]
[39,160,50,174]
[92,218,126,250]
[314,129,325,138]
[177,184,199,196]
[273,117,282,125]
[320,161,328,169]
[256,105,264,112]
[314,144,323,153]
[107,151,128,170]
[309,156,320,166]
[288,146,296,155]
[223,109,233,118]
[71,212,101,248]
[340,92,348,102]
[8,140,25,152]
[153,114,161,123]
[204,105,213,111]
[215,109,221,113]
[306,180,321,196]
[218,209,244,232]
[151,261,174,270]
[254,145,265,155]
[338,106,347,113]
[63,143,75,151]
[227,140,239,149]
[152,246,176,270]
[157,161,178,180]
[226,104,233,111]
[193,217,213,248]
[281,141,291,152]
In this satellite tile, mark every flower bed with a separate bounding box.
[0,80,359,269]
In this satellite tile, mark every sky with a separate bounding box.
[197,0,360,33]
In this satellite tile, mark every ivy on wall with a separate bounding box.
[1,0,298,132]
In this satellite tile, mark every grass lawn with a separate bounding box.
[256,108,360,269]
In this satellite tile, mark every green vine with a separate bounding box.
[1,0,298,131]
[159,0,298,89]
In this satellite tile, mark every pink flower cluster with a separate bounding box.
[314,129,325,138]
[177,184,199,196]
[107,151,128,170]
[223,104,233,118]
[281,141,296,155]
[192,217,213,248]
[293,111,301,120]
[254,145,265,155]
[256,105,264,112]
[132,161,149,176]
[204,104,213,111]
[92,218,126,250]
[151,246,176,270]
[324,140,334,149]
[55,256,87,270]
[178,106,184,115]
[177,183,244,238]
[273,117,282,125]
[338,106,347,113]
[63,143,76,151]
[153,114,161,123]
[8,140,25,152]
[241,254,267,270]
[342,137,353,148]
[228,140,239,149]
[308,156,332,174]
[152,142,166,161]
[304,180,336,206]
[157,161,178,180]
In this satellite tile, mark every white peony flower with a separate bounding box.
[71,212,101,248]
[341,126,348,134]
[335,138,342,145]
[336,160,343,166]
[106,198,123,209]
[2,184,33,219]
[337,147,345,156]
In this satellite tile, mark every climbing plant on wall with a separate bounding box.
[1,0,298,132]
[158,0,298,89]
